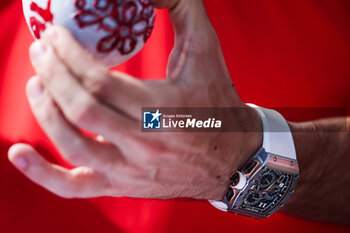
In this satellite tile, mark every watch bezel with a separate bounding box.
[225,148,299,218]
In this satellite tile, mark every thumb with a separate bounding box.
[153,0,179,9]
[155,0,217,48]
[155,1,222,79]
[172,1,216,44]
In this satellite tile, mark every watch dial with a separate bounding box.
[240,168,293,214]
[244,191,262,206]
[259,171,276,188]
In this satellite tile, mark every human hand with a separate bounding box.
[8,0,262,200]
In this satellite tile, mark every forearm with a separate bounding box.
[282,117,350,225]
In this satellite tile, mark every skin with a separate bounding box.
[283,120,350,225]
[7,0,350,225]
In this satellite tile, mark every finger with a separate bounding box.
[8,143,110,198]
[157,0,223,81]
[26,76,124,170]
[157,0,217,55]
[42,26,166,120]
[153,0,179,9]
[167,0,215,39]
[154,0,213,38]
[29,40,139,143]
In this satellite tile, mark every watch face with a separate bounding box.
[239,168,293,214]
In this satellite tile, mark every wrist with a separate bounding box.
[209,105,299,218]
[209,105,263,201]
[235,105,263,167]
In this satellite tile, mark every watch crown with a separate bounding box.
[230,171,247,190]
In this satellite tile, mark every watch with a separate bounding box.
[209,104,299,218]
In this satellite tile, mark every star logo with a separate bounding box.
[151,109,162,122]
[143,109,162,129]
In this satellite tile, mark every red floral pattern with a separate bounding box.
[74,0,155,54]
[29,0,54,39]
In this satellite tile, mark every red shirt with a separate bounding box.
[1,0,349,232]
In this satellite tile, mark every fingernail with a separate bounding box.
[30,41,47,61]
[45,27,58,43]
[13,157,29,169]
[27,77,44,100]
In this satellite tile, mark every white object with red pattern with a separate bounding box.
[22,0,155,67]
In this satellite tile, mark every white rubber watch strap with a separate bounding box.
[247,104,296,160]
[208,200,228,211]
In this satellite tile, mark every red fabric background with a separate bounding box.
[1,0,349,232]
